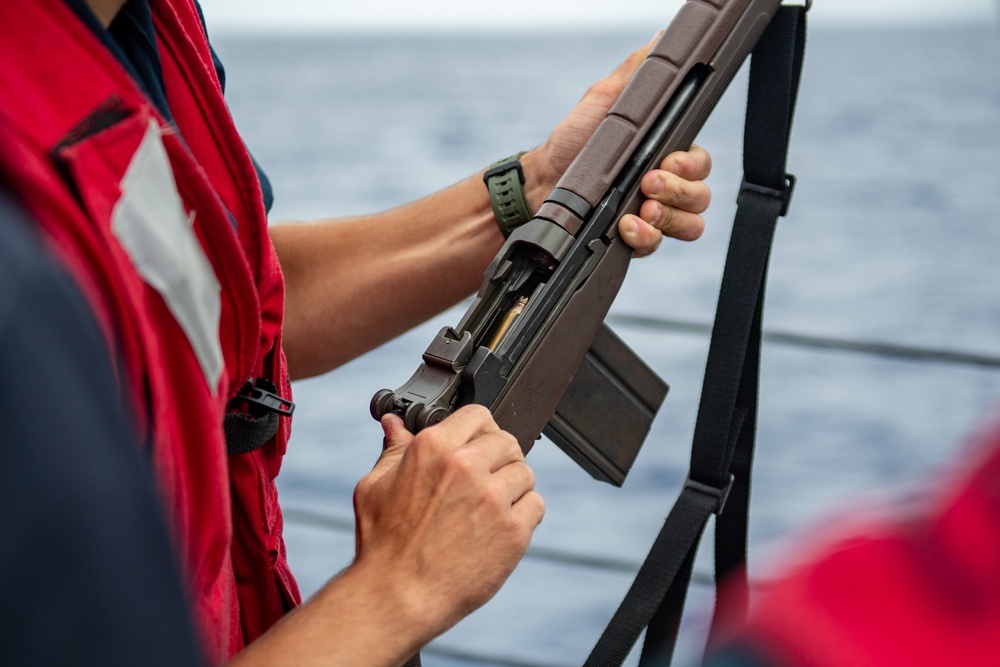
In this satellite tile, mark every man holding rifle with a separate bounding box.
[0,0,711,664]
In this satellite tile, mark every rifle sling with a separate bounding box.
[583,7,808,666]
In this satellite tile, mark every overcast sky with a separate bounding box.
[199,0,999,32]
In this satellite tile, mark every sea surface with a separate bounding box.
[213,24,1000,666]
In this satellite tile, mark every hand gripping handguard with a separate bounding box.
[372,0,785,486]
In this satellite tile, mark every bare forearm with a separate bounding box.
[227,562,430,667]
[272,150,555,380]
[272,35,714,381]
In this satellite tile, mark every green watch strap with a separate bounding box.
[484,151,531,238]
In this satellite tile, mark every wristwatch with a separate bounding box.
[484,151,531,238]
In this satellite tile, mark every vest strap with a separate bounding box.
[225,377,294,455]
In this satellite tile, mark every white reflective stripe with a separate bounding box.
[111,120,223,390]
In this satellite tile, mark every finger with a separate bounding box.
[659,145,712,181]
[638,200,706,242]
[608,30,661,86]
[381,414,412,450]
[641,170,712,214]
[491,460,537,505]
[371,414,413,473]
[511,489,546,531]
[618,214,663,258]
[425,404,500,450]
[464,429,525,474]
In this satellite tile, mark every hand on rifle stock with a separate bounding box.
[532,34,713,258]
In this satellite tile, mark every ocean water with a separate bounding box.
[214,24,1000,666]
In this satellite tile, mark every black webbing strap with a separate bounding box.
[224,377,294,456]
[707,7,806,649]
[403,653,422,667]
[582,7,807,667]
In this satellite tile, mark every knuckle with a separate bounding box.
[458,403,493,423]
[469,403,493,419]
[409,431,439,459]
[586,79,620,105]
[666,175,689,208]
[442,448,477,478]
[478,483,506,511]
[586,79,607,96]
[526,492,546,527]
[511,519,532,547]
[522,463,536,490]
[515,496,545,539]
[659,203,679,231]
[353,475,375,503]
[501,430,524,458]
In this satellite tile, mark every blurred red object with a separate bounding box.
[726,421,1000,666]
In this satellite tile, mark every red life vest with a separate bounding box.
[0,1,300,662]
[728,423,1000,666]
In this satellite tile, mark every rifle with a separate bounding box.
[372,0,786,486]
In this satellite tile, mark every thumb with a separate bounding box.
[368,414,413,480]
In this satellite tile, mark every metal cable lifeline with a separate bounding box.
[418,644,566,667]
[607,314,1000,370]
[284,505,758,667]
[283,506,687,667]
[282,506,716,586]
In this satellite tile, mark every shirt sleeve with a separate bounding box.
[0,191,206,667]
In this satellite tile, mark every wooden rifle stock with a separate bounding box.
[372,0,785,486]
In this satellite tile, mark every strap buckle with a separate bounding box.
[738,173,797,217]
[228,378,295,417]
[782,0,812,10]
[684,474,735,516]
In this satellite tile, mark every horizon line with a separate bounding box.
[205,14,998,37]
